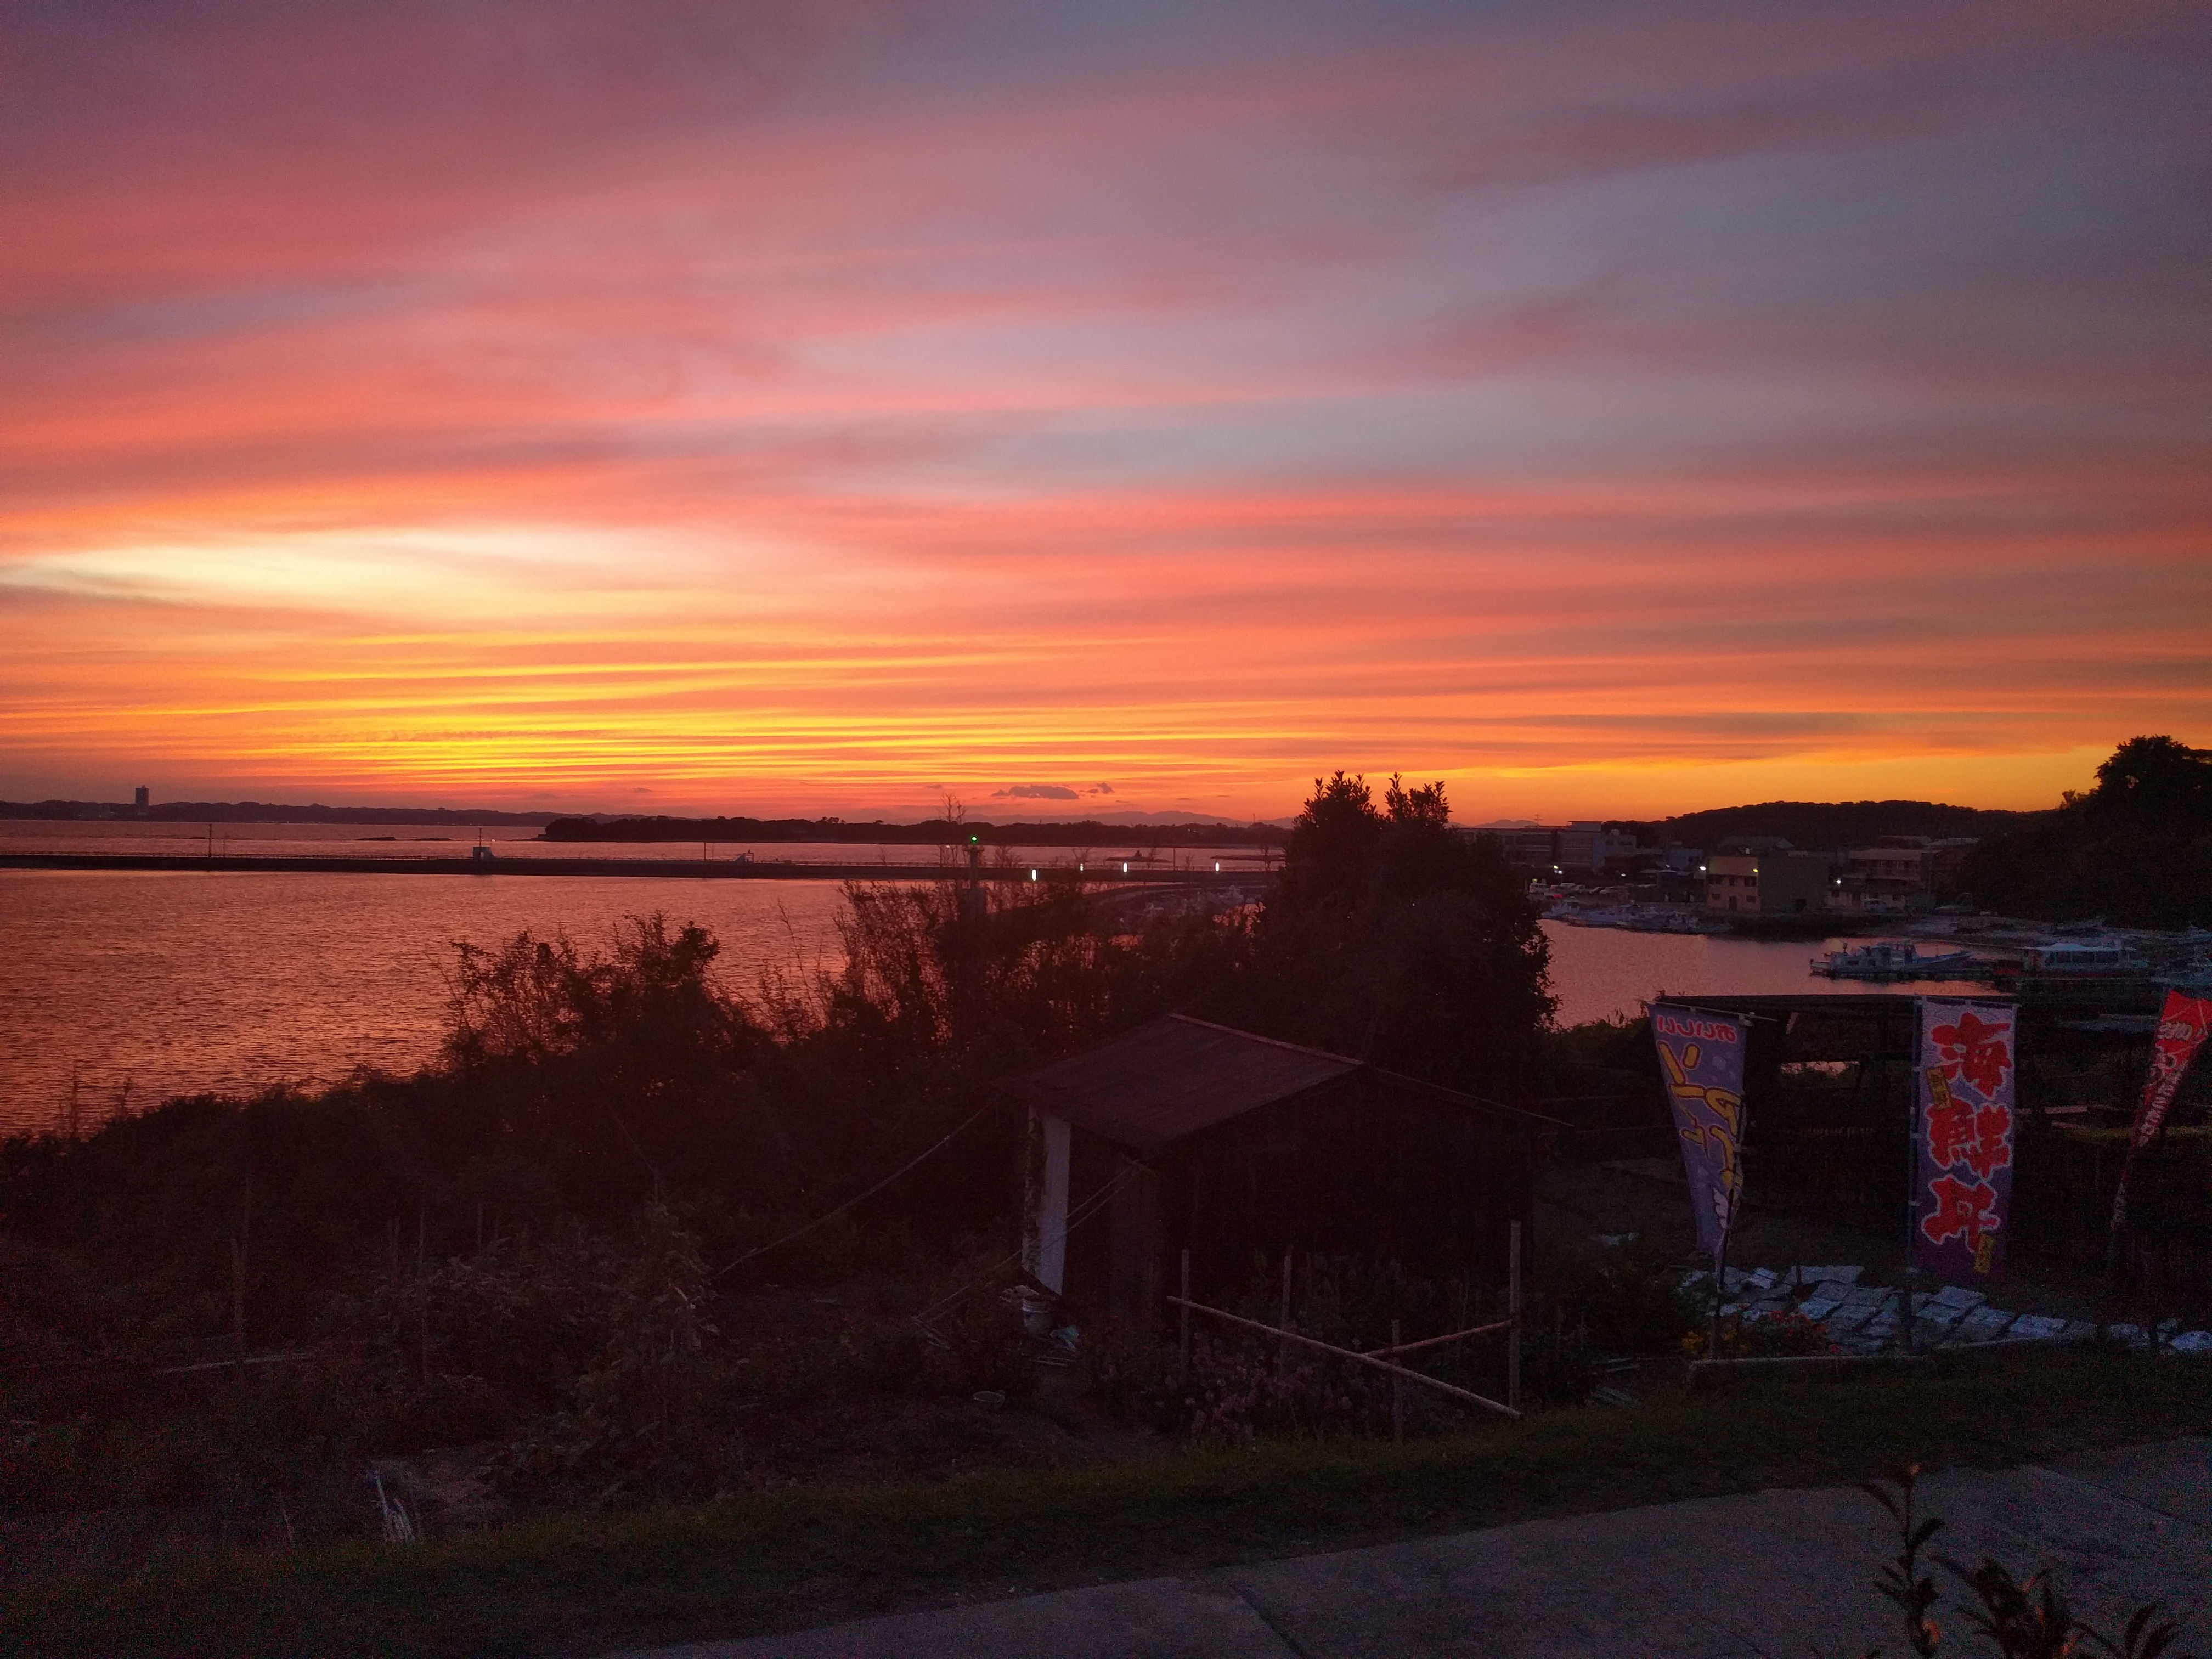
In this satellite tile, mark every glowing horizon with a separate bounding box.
[5,2,2206,823]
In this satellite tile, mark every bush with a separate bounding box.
[1169,1333,1389,1442]
[1688,1307,1837,1359]
[1074,1316,1172,1422]
[1547,1238,1702,1355]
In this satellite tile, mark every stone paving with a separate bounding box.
[612,1439,2212,1658]
[1681,1265,2212,1355]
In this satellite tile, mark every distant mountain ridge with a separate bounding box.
[1645,799,2044,850]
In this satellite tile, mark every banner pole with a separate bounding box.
[1714,1085,1750,1361]
[1903,999,1921,1356]
[1708,1218,1729,1360]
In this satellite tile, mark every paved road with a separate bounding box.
[613,1439,2209,1659]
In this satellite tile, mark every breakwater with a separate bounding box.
[0,852,1256,884]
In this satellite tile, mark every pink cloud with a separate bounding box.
[3,1,2206,814]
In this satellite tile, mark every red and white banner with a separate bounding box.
[1914,999,2017,1282]
[2131,987,2212,1150]
[2108,986,2212,1246]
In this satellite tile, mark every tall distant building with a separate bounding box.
[133,785,149,817]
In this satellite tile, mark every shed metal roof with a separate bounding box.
[1003,1015,1359,1154]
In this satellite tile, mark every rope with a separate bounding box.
[713,1100,994,1279]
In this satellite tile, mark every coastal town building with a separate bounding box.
[1702,849,1830,919]
[1828,836,1979,915]
[1462,821,1638,877]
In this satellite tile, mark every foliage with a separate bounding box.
[1650,801,2034,857]
[1686,1307,1838,1359]
[1859,1465,2191,1658]
[9,1352,2209,1658]
[0,765,1571,1534]
[919,1292,1040,1404]
[1961,736,2212,926]
[1170,1333,1387,1443]
[1224,771,1554,1091]
[1073,1315,1173,1423]
[1544,1237,1701,1355]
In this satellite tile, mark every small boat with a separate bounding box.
[1811,940,1978,980]
[2010,935,2147,979]
[1568,906,1634,928]
[1620,908,1729,935]
[2157,956,2212,992]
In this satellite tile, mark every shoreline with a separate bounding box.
[0,851,1257,884]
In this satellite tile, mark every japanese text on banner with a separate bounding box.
[1650,1003,1749,1260]
[1915,998,2017,1282]
[2131,988,2212,1150]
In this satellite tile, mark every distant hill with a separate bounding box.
[541,814,1285,847]
[0,799,558,826]
[1645,799,2044,851]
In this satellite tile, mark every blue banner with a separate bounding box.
[1650,1003,1750,1259]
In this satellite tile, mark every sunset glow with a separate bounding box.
[5,1,2207,820]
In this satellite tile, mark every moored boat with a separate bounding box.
[1811,939,1979,980]
[2007,935,2146,979]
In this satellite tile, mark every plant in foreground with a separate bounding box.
[1859,1465,2191,1658]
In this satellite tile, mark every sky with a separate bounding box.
[3,0,2207,823]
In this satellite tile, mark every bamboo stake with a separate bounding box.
[1167,1296,1520,1418]
[1367,1317,1514,1358]
[230,1237,246,1379]
[1278,1248,1293,1372]
[1390,1318,1403,1442]
[1178,1248,1191,1376]
[1508,1220,1522,1416]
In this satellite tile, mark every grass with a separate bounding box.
[5,1351,2208,1658]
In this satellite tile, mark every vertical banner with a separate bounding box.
[1915,999,2017,1282]
[2108,987,2212,1240]
[2130,988,2212,1150]
[1650,1003,1750,1259]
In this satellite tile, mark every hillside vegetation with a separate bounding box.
[1644,799,2038,851]
[1960,736,2212,926]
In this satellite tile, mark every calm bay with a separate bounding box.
[0,824,1992,1136]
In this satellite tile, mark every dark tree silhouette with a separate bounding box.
[1961,736,2212,926]
[1227,771,1554,1094]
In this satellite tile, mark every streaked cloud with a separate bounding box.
[2,0,2206,817]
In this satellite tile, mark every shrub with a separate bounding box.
[1169,1333,1389,1442]
[1549,1238,1703,1354]
[1074,1316,1172,1422]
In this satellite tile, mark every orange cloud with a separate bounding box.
[3,1,2207,819]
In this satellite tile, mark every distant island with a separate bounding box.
[0,799,560,826]
[2,795,2052,849]
[539,814,1289,847]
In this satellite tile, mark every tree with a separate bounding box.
[1960,736,2212,926]
[1231,772,1554,1093]
[2089,735,2211,823]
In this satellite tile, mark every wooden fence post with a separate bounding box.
[1508,1220,1522,1415]
[230,1237,246,1378]
[1390,1318,1403,1442]
[1178,1248,1192,1376]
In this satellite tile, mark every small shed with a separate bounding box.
[1003,1015,1561,1321]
